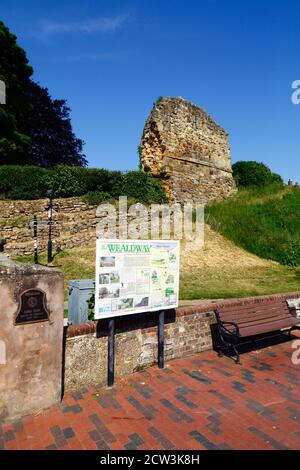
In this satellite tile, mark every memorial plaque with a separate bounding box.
[15,289,49,325]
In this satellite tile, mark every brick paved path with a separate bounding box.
[1,336,300,450]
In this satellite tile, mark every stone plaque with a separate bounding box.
[15,289,49,325]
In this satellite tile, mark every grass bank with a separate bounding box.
[206,184,300,266]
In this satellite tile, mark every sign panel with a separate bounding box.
[95,240,180,319]
[15,289,49,325]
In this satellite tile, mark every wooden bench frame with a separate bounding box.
[214,301,300,364]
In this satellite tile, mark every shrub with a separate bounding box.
[85,168,122,195]
[0,165,168,202]
[48,165,88,197]
[86,292,95,321]
[84,191,112,206]
[121,171,168,204]
[0,165,50,199]
[233,161,283,188]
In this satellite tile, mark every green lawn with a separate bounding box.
[16,245,300,301]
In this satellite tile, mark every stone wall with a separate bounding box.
[0,197,181,257]
[63,291,300,393]
[0,197,98,257]
[140,97,236,204]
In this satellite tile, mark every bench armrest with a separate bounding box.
[214,310,240,337]
[221,321,240,337]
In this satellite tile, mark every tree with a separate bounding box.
[19,80,87,167]
[0,21,32,164]
[232,161,283,188]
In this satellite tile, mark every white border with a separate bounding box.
[95,239,180,319]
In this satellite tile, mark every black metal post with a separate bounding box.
[158,310,165,369]
[33,215,38,264]
[46,190,53,263]
[108,318,115,387]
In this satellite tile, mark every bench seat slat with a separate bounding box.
[239,317,300,337]
[219,302,288,315]
[221,310,291,325]
[220,311,290,324]
[237,314,297,329]
[220,305,290,320]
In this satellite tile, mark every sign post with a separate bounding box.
[95,240,180,387]
[158,310,165,369]
[107,318,115,387]
[33,215,38,265]
[28,218,56,264]
[46,190,54,263]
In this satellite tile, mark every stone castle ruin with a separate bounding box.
[140,97,236,204]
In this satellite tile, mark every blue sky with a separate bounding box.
[1,0,299,181]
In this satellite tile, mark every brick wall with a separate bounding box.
[64,291,300,393]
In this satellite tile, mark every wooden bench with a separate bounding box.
[214,299,300,364]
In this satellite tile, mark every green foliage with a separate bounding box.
[0,165,49,199]
[86,292,95,321]
[0,21,33,164]
[206,185,300,266]
[233,161,283,188]
[19,80,87,167]
[121,171,168,204]
[153,96,164,107]
[84,191,112,205]
[48,165,88,197]
[0,165,168,202]
[0,21,85,167]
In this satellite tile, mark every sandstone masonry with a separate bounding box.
[0,197,97,257]
[140,97,236,204]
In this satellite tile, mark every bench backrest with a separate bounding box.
[216,299,297,337]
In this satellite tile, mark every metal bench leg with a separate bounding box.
[217,346,224,357]
[233,345,241,365]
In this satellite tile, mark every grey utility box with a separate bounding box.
[68,279,95,325]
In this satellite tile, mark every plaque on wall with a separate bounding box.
[15,289,50,325]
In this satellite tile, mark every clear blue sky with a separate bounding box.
[1,0,299,181]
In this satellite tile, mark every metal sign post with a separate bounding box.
[158,310,165,369]
[33,215,38,265]
[28,218,56,264]
[107,318,115,387]
[105,310,166,388]
[46,190,54,264]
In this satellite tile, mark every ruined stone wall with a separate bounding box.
[0,197,98,257]
[0,198,165,257]
[140,97,236,204]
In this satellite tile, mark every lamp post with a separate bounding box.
[46,189,54,263]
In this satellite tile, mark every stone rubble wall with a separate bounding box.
[0,197,98,257]
[0,197,186,257]
[140,97,236,204]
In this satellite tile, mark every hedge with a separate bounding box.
[232,161,283,188]
[0,165,168,203]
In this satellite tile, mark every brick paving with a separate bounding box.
[1,336,300,450]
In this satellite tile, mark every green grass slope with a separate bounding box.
[206,184,300,266]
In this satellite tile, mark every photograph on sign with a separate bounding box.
[95,240,180,319]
